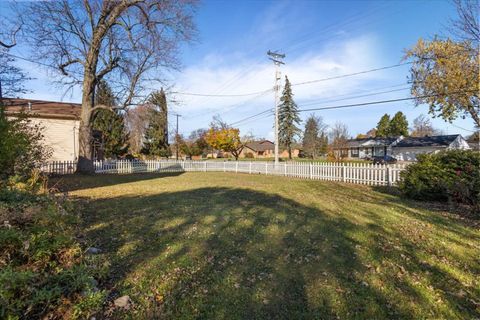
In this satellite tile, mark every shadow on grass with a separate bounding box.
[76,186,479,319]
[49,172,184,192]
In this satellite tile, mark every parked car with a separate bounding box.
[372,155,397,165]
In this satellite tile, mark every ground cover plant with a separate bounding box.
[0,188,108,319]
[55,172,480,319]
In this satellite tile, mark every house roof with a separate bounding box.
[395,135,460,148]
[245,140,274,152]
[2,98,81,120]
[347,137,399,148]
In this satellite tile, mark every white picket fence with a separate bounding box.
[41,161,77,175]
[89,160,406,186]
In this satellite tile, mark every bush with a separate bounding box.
[399,150,480,213]
[245,152,254,159]
[0,105,51,181]
[0,189,107,319]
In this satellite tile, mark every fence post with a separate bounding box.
[249,162,252,174]
[204,161,207,172]
[224,161,226,172]
[235,161,238,173]
[265,162,268,175]
[309,162,313,179]
[342,165,346,182]
[284,162,287,176]
[387,166,392,186]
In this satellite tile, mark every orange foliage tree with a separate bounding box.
[205,127,244,160]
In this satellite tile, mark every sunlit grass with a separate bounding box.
[58,172,480,319]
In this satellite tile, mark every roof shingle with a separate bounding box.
[2,98,81,120]
[395,135,460,148]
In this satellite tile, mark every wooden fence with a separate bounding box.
[88,160,407,186]
[41,161,77,175]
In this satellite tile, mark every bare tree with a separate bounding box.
[410,114,441,137]
[125,104,153,154]
[0,18,21,49]
[329,122,350,161]
[16,0,197,172]
[449,0,479,43]
[0,19,30,99]
[0,49,32,99]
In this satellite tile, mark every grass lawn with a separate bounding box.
[56,172,479,319]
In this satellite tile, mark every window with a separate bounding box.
[351,148,359,157]
[374,147,385,156]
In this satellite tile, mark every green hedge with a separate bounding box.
[399,150,480,214]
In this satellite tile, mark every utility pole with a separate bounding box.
[175,113,181,160]
[267,50,285,166]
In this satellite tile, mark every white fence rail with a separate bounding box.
[87,160,406,186]
[40,160,406,186]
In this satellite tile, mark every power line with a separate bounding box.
[5,52,414,98]
[235,112,274,128]
[229,108,273,126]
[184,89,272,120]
[449,123,476,133]
[170,88,273,97]
[227,85,410,126]
[297,90,477,113]
[227,90,476,128]
[291,62,412,87]
[299,86,410,107]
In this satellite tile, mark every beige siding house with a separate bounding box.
[4,98,81,161]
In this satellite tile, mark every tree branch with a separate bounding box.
[58,59,84,76]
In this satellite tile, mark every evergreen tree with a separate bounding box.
[318,132,328,156]
[92,81,129,158]
[142,89,170,157]
[389,111,409,136]
[278,76,301,159]
[376,114,391,137]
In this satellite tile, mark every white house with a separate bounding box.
[345,136,403,159]
[392,134,471,161]
[4,98,108,161]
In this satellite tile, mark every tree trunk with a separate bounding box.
[77,120,94,173]
[288,145,292,160]
[76,74,96,174]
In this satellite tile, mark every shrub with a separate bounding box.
[245,152,254,159]
[0,189,106,319]
[399,150,480,214]
[0,105,51,181]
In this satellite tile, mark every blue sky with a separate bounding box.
[2,0,476,139]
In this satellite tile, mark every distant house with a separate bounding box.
[279,143,301,158]
[238,140,301,159]
[345,136,403,159]
[392,134,470,161]
[340,134,470,161]
[3,98,104,161]
[239,140,274,158]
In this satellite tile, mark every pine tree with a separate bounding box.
[92,81,129,158]
[389,111,409,136]
[278,76,301,159]
[142,89,170,157]
[376,114,391,137]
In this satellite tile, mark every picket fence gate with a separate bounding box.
[65,159,409,186]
